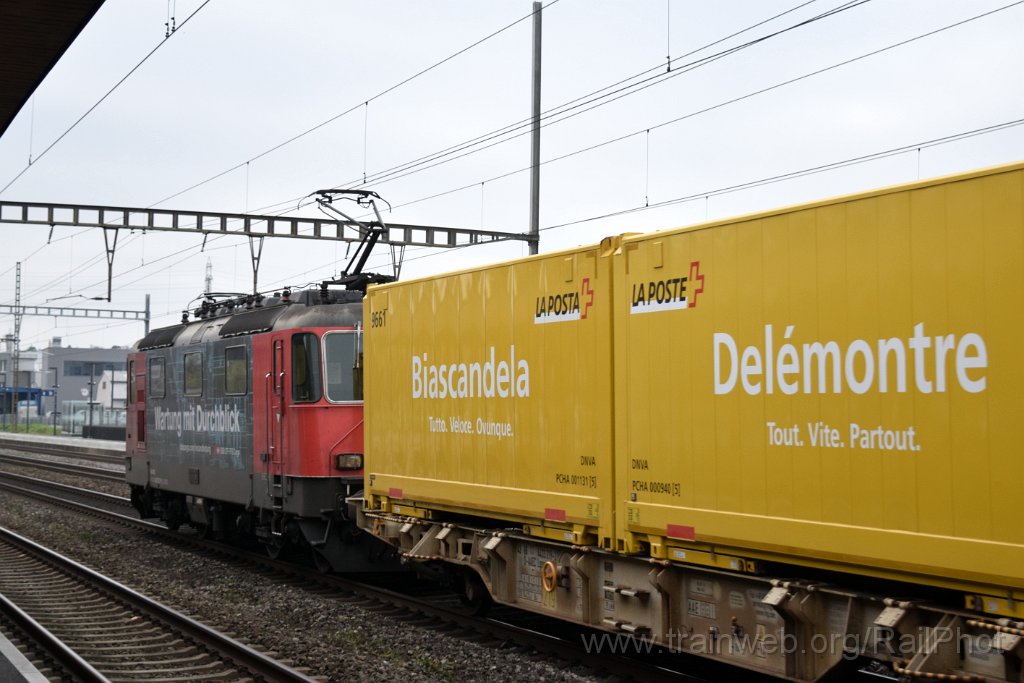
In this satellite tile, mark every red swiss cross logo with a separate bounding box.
[580,278,594,319]
[688,261,705,308]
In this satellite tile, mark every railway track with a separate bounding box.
[0,453,123,482]
[0,524,320,682]
[0,469,131,512]
[0,469,717,683]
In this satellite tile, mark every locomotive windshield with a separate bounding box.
[291,333,322,402]
[323,330,363,402]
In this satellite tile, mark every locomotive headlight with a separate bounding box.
[334,453,363,470]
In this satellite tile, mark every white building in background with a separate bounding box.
[95,369,127,413]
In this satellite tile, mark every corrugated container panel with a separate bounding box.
[613,162,1024,591]
[365,243,616,545]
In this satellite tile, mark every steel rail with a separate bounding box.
[0,475,710,683]
[0,524,320,683]
[0,452,123,481]
[0,469,130,508]
[0,590,110,682]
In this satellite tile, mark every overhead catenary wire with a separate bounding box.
[27,96,35,165]
[17,318,142,349]
[204,0,838,221]
[10,0,1017,310]
[147,0,563,209]
[0,235,239,324]
[0,0,213,197]
[348,116,1024,275]
[0,228,94,305]
[4,1,1020,326]
[367,0,1024,218]
[539,118,1024,234]
[2,0,216,287]
[6,117,1015,337]
[4,0,804,286]
[336,0,858,191]
[3,228,136,306]
[665,0,671,72]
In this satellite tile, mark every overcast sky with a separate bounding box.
[0,0,1021,350]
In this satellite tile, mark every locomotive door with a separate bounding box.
[133,360,146,450]
[266,337,286,507]
[127,360,146,450]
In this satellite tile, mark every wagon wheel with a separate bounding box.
[457,572,493,616]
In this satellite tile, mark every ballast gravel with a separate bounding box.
[0,466,599,683]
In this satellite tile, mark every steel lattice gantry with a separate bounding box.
[0,302,149,327]
[0,200,532,247]
[0,199,536,298]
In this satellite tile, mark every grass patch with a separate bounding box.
[0,423,63,435]
[417,655,456,682]
[326,629,364,648]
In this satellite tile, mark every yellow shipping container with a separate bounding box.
[366,161,1024,604]
[364,243,617,547]
[614,162,1024,595]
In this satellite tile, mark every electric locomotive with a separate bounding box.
[126,189,404,570]
[126,192,397,570]
[126,285,390,570]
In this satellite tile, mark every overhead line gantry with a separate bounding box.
[0,198,536,298]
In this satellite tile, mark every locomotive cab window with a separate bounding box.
[291,333,322,403]
[184,352,203,396]
[224,346,247,395]
[323,330,363,402]
[148,357,166,398]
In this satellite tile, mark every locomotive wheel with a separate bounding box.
[164,497,186,531]
[264,541,286,560]
[311,548,332,574]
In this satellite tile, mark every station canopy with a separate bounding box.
[0,0,106,138]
